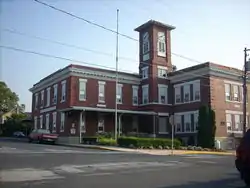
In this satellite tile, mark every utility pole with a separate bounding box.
[114,9,119,141]
[243,47,250,135]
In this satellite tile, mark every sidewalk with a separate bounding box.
[59,143,236,156]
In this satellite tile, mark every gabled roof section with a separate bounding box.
[134,20,176,32]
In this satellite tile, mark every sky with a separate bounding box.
[0,0,250,112]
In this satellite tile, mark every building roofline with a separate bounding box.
[134,20,176,32]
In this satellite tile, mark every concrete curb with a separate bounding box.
[183,151,235,156]
[57,144,128,151]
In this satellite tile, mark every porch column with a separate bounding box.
[79,111,85,144]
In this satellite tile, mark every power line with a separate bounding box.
[33,0,138,42]
[2,27,203,66]
[0,45,134,73]
[0,44,212,88]
[2,28,138,63]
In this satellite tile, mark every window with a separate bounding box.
[52,112,57,132]
[175,86,181,104]
[40,90,44,108]
[53,84,58,104]
[142,85,149,104]
[157,32,166,57]
[184,114,191,132]
[132,86,138,105]
[193,82,200,101]
[226,114,232,131]
[234,114,241,132]
[174,115,182,133]
[158,84,168,104]
[98,115,104,133]
[142,32,149,54]
[34,116,37,130]
[35,93,38,109]
[98,81,105,103]
[40,115,43,129]
[46,87,51,107]
[157,66,167,78]
[233,85,239,101]
[61,80,66,102]
[225,84,231,101]
[79,79,87,101]
[45,113,50,130]
[158,117,168,133]
[60,112,65,132]
[183,85,190,102]
[194,113,199,131]
[141,66,149,79]
[116,84,123,103]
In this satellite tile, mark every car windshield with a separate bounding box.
[38,129,51,134]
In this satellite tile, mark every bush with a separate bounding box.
[98,138,117,146]
[117,137,181,149]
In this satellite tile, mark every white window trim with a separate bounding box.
[61,80,66,103]
[40,115,43,129]
[45,113,50,130]
[193,81,201,101]
[79,79,87,101]
[157,32,166,57]
[183,84,190,103]
[224,80,242,86]
[40,90,44,108]
[226,114,232,132]
[46,87,51,107]
[184,114,191,133]
[34,116,37,130]
[174,80,200,88]
[60,112,65,132]
[142,84,149,104]
[116,84,123,104]
[141,66,149,80]
[98,81,106,103]
[52,112,57,133]
[35,93,38,109]
[174,115,182,133]
[157,67,168,78]
[132,85,139,106]
[175,86,181,104]
[53,84,58,105]
[158,84,168,104]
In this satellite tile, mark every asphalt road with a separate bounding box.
[0,140,246,188]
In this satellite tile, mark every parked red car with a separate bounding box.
[28,129,58,144]
[235,129,250,186]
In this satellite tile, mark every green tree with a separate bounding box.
[0,81,19,113]
[1,113,28,136]
[197,105,216,148]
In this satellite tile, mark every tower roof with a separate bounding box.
[134,20,176,32]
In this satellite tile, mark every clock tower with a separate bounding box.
[134,20,175,106]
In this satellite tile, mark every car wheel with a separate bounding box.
[28,138,32,143]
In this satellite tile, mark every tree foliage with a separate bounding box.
[1,113,32,136]
[197,105,216,148]
[0,81,19,113]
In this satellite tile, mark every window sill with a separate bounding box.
[60,100,65,103]
[60,130,64,133]
[98,100,105,103]
[79,98,86,101]
[174,100,201,105]
[157,53,166,57]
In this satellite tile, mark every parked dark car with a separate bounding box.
[235,129,250,186]
[28,129,58,144]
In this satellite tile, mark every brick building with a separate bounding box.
[29,20,250,149]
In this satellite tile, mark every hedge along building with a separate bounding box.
[29,20,250,149]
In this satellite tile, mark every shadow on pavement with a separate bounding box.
[158,175,246,188]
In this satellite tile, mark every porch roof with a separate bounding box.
[60,106,159,115]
